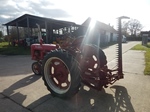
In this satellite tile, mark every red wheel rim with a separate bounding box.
[44,57,71,93]
[33,63,40,74]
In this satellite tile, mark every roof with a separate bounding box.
[3,14,76,29]
[141,31,150,36]
[82,17,117,33]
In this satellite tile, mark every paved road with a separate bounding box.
[0,41,150,112]
[104,41,141,64]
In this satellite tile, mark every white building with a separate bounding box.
[73,17,118,46]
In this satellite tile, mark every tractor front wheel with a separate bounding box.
[42,50,81,98]
[32,62,41,75]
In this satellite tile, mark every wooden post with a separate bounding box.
[45,21,48,43]
[16,22,20,42]
[6,25,10,45]
[27,16,30,38]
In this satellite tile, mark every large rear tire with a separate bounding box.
[81,44,107,70]
[42,49,81,98]
[80,44,107,89]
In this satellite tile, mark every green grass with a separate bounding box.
[0,42,30,55]
[131,43,150,75]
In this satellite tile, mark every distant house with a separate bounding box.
[141,31,150,45]
[73,17,117,46]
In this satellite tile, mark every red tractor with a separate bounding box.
[31,21,124,98]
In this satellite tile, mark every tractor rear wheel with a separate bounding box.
[42,50,81,98]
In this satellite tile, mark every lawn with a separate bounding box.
[0,42,30,55]
[131,43,150,75]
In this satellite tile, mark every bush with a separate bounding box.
[0,38,4,43]
[0,42,30,55]
[126,35,142,41]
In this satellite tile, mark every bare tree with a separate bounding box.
[122,21,129,36]
[9,26,18,40]
[0,30,3,36]
[122,19,143,35]
[0,23,4,36]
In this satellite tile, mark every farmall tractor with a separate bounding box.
[31,17,126,98]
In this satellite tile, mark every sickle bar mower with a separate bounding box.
[31,17,127,98]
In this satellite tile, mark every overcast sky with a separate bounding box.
[0,0,150,31]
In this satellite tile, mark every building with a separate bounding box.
[4,14,117,46]
[3,14,79,44]
[73,17,117,46]
[141,31,150,45]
